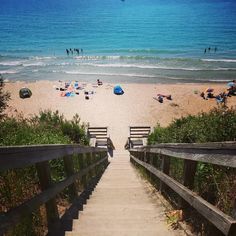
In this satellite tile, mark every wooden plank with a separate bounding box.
[130,131,150,135]
[130,155,236,236]
[130,129,150,133]
[131,140,143,145]
[151,148,236,168]
[145,142,236,149]
[88,127,107,129]
[130,128,150,131]
[130,134,149,137]
[0,145,107,171]
[88,127,107,135]
[129,145,236,168]
[130,132,150,135]
[96,140,108,147]
[130,126,151,130]
[0,156,108,235]
[88,131,107,134]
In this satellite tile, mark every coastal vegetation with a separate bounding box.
[0,111,89,235]
[0,74,10,119]
[148,107,236,144]
[0,110,89,146]
[148,108,236,234]
[0,78,90,235]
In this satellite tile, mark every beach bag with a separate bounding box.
[19,88,32,99]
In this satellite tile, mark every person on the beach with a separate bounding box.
[97,79,103,86]
[227,86,236,96]
[204,48,207,54]
[207,91,214,99]
[216,92,227,107]
[66,49,69,55]
[157,95,163,103]
[208,47,211,52]
[200,92,206,99]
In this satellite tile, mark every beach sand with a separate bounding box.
[4,81,236,149]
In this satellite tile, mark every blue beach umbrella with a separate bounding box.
[113,85,124,95]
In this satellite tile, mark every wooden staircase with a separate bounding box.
[65,150,183,236]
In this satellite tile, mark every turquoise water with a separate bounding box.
[0,0,236,83]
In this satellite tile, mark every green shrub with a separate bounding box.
[0,116,71,146]
[0,74,10,119]
[0,110,89,235]
[34,110,89,145]
[148,107,236,218]
[148,107,236,144]
[0,110,89,146]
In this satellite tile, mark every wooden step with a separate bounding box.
[67,150,183,236]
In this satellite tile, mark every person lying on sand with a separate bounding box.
[157,93,172,100]
[200,90,215,100]
[200,92,206,99]
[153,95,163,103]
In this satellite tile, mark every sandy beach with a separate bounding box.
[4,81,236,149]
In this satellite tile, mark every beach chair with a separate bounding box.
[87,127,115,150]
[125,126,151,149]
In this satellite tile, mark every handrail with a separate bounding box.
[0,156,107,234]
[0,144,109,235]
[130,142,236,168]
[0,144,106,171]
[129,142,236,236]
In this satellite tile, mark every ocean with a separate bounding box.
[0,0,236,83]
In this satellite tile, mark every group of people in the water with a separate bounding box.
[204,47,217,54]
[66,48,83,56]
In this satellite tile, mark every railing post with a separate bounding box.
[87,152,93,179]
[160,155,170,195]
[81,153,88,189]
[146,151,150,164]
[92,152,97,177]
[77,153,84,191]
[183,159,197,189]
[36,161,59,232]
[181,159,197,217]
[63,155,78,200]
[143,150,147,163]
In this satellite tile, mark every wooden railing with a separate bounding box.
[0,144,108,235]
[129,142,236,236]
